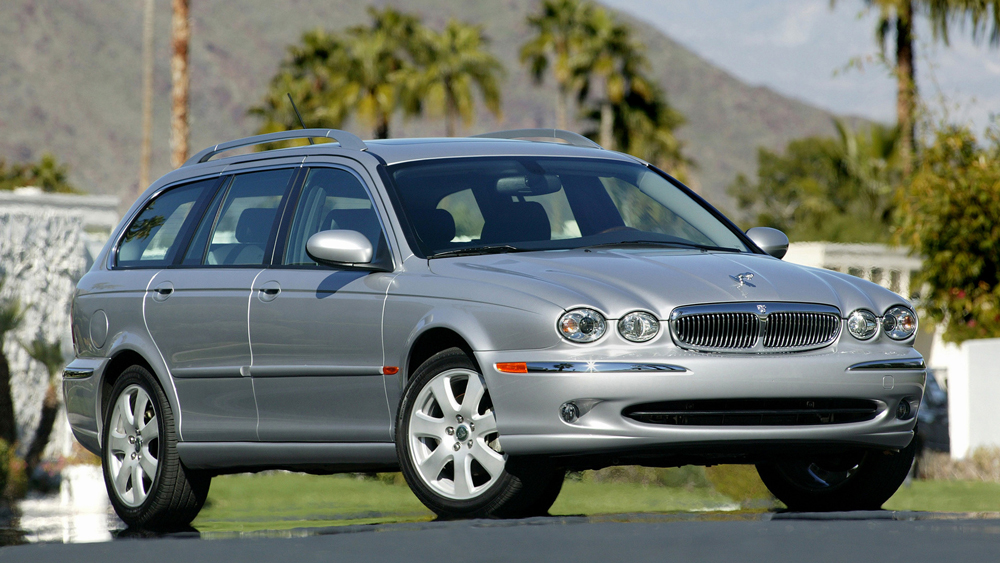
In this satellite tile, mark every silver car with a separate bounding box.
[64,128,925,528]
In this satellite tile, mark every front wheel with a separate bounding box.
[756,439,916,511]
[102,365,210,529]
[396,348,562,518]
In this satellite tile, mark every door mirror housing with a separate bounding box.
[746,227,789,259]
[306,230,376,267]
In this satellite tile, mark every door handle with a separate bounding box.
[257,281,281,302]
[156,287,173,296]
[152,281,174,302]
[262,288,279,296]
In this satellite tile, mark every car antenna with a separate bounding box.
[287,92,314,145]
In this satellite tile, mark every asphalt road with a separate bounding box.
[5,511,1000,563]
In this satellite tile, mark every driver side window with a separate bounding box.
[283,167,386,266]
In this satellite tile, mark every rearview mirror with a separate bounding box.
[746,227,788,259]
[306,230,374,266]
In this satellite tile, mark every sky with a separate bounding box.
[604,0,1000,134]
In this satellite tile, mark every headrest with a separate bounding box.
[323,208,382,247]
[480,201,550,243]
[235,208,277,244]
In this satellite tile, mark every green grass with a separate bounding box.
[192,472,1000,534]
[885,480,1000,513]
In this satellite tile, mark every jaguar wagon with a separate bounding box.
[63,128,925,528]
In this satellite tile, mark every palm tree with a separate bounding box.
[22,335,66,474]
[405,20,505,137]
[850,0,1000,174]
[520,0,596,130]
[575,7,652,150]
[250,7,423,140]
[170,0,190,168]
[139,0,155,191]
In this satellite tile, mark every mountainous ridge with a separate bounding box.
[0,0,867,210]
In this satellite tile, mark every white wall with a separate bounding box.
[933,337,1000,459]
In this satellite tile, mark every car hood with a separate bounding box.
[426,248,908,319]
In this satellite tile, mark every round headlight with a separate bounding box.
[883,306,917,340]
[618,311,660,342]
[558,308,607,343]
[847,309,878,340]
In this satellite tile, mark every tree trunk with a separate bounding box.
[599,100,614,150]
[556,84,568,131]
[139,0,155,194]
[0,349,16,445]
[170,0,190,169]
[375,113,390,140]
[445,92,456,137]
[24,383,58,474]
[896,0,916,176]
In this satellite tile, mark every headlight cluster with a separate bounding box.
[558,308,660,343]
[846,306,917,341]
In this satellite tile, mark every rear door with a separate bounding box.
[144,167,297,442]
[249,165,395,442]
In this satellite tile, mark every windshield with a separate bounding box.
[387,157,749,257]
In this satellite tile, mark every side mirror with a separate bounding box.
[306,230,374,266]
[746,227,788,259]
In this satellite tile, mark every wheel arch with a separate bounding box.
[97,343,181,446]
[405,327,481,383]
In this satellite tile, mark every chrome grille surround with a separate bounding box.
[669,303,842,353]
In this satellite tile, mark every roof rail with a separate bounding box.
[184,128,367,166]
[471,128,602,149]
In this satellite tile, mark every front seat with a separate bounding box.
[480,201,550,244]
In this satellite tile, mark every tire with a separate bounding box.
[396,347,560,518]
[755,439,916,511]
[101,365,210,529]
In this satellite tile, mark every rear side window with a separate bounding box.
[186,168,295,266]
[283,168,386,266]
[116,179,214,268]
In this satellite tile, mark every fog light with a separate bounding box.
[560,402,580,423]
[896,400,912,420]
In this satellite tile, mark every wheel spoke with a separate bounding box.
[108,430,130,455]
[429,375,461,417]
[452,453,473,498]
[140,415,159,441]
[114,457,134,494]
[470,440,506,478]
[139,454,158,482]
[471,412,497,436]
[117,393,135,430]
[461,374,486,415]
[132,462,147,503]
[410,412,445,438]
[418,443,452,482]
[133,388,150,431]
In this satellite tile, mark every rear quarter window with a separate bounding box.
[116,179,216,268]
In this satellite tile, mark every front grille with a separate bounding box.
[668,303,841,353]
[623,398,879,426]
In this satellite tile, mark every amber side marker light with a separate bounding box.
[382,366,400,375]
[495,362,528,374]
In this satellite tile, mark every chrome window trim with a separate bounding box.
[668,302,843,354]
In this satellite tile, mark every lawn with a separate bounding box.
[192,472,1000,533]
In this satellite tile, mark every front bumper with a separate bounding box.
[477,348,925,458]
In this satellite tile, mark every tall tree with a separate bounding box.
[404,20,504,137]
[250,7,424,140]
[851,0,1000,174]
[22,335,65,475]
[139,0,155,190]
[170,0,190,168]
[520,0,596,130]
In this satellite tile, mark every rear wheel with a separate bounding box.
[756,440,916,511]
[396,347,561,518]
[102,365,210,529]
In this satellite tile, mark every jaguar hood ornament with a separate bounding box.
[730,272,756,287]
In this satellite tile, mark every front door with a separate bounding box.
[249,166,393,442]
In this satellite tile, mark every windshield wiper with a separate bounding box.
[585,240,742,253]
[428,244,530,259]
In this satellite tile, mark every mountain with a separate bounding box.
[0,0,865,211]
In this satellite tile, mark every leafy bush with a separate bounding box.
[897,124,1000,343]
[703,465,775,508]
